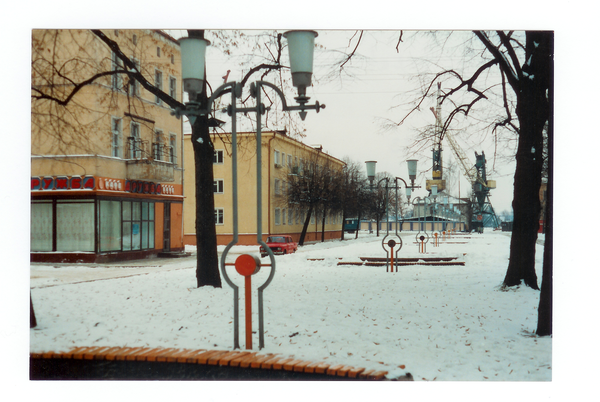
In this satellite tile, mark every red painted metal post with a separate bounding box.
[245,275,252,350]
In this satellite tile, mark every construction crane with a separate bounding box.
[429,82,500,230]
[426,82,445,193]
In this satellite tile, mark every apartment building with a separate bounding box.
[31,29,185,263]
[183,130,346,246]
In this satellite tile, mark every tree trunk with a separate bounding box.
[192,94,221,288]
[299,206,313,246]
[536,134,552,335]
[503,32,551,290]
[355,211,361,239]
[537,35,553,336]
[321,214,326,242]
[340,209,346,240]
[30,293,37,328]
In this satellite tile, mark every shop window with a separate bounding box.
[31,201,53,252]
[99,200,122,252]
[122,200,154,251]
[56,200,95,252]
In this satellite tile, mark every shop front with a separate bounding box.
[30,176,183,263]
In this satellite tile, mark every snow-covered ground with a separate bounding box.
[30,230,551,384]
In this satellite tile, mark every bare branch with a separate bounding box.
[473,31,519,90]
[496,31,522,79]
[91,29,184,110]
[339,30,363,70]
[395,31,404,53]
[32,69,128,106]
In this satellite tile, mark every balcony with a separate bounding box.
[126,137,175,182]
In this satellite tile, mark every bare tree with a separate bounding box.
[377,31,551,291]
[286,153,338,246]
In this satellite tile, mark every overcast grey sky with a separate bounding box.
[174,29,519,214]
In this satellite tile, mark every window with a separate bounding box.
[288,208,294,225]
[215,208,224,225]
[169,76,177,100]
[99,200,121,252]
[214,149,224,164]
[288,154,293,167]
[128,58,140,96]
[214,179,224,194]
[132,34,137,45]
[30,201,53,252]
[274,208,281,225]
[157,46,161,57]
[274,150,280,166]
[122,201,154,251]
[295,209,300,225]
[281,153,286,167]
[282,209,286,225]
[153,129,164,161]
[56,200,95,252]
[274,179,281,195]
[169,134,177,164]
[155,70,163,104]
[129,122,141,159]
[171,54,175,64]
[111,117,122,158]
[111,51,123,91]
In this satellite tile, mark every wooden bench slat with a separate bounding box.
[314,362,331,374]
[326,364,345,376]
[292,359,312,372]
[249,353,277,368]
[207,351,230,365]
[217,351,249,366]
[153,348,179,362]
[283,359,305,371]
[132,347,165,361]
[347,367,366,378]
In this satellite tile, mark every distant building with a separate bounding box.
[183,131,346,245]
[31,29,184,263]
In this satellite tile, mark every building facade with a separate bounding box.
[184,131,346,246]
[31,29,185,263]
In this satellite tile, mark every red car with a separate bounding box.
[260,236,298,257]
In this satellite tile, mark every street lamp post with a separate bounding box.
[364,160,420,236]
[176,30,325,350]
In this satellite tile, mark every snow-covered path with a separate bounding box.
[30,231,551,381]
